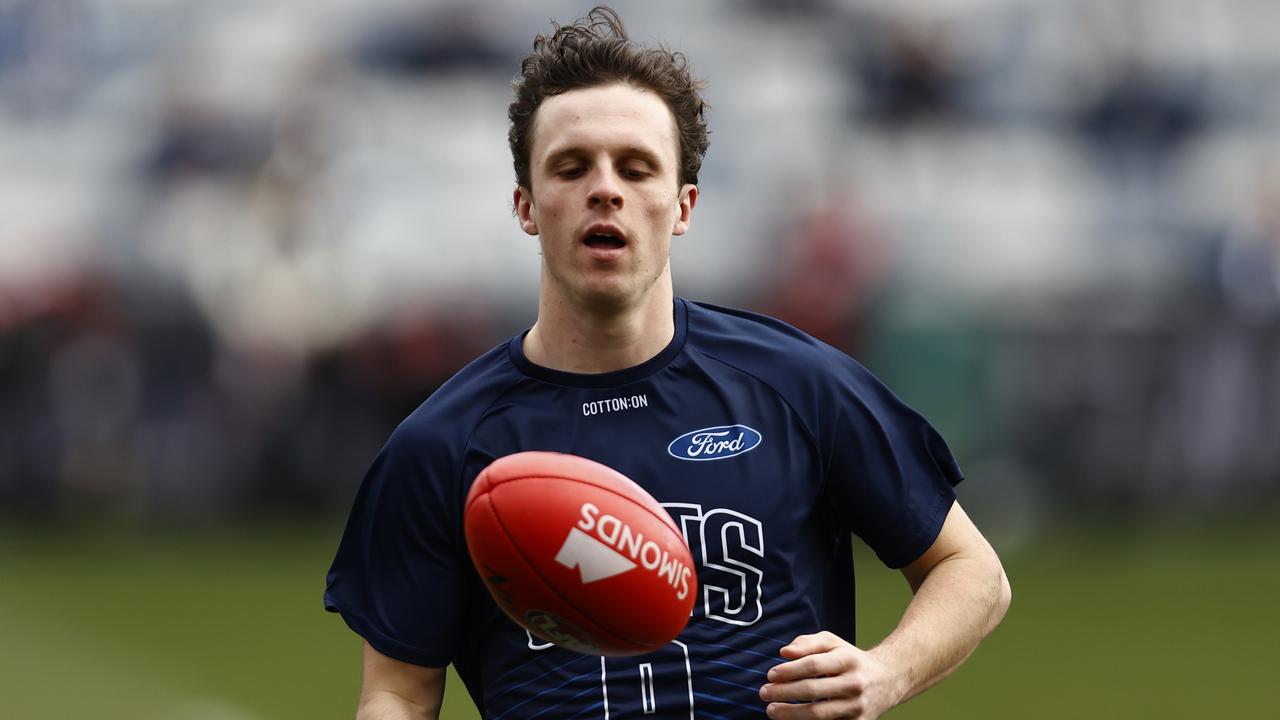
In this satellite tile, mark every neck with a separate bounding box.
[525,284,675,375]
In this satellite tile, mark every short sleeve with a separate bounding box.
[820,356,963,569]
[323,422,468,668]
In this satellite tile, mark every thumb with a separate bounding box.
[780,631,843,659]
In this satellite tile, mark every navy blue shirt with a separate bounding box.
[325,299,962,718]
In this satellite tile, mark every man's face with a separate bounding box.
[515,83,696,313]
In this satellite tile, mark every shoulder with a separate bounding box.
[684,299,871,387]
[682,299,912,442]
[384,339,526,460]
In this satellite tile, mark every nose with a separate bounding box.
[587,169,624,209]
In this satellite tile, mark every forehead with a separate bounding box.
[530,83,678,165]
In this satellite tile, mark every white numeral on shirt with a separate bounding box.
[638,662,655,714]
[602,640,693,719]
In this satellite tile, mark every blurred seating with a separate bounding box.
[2,0,1278,527]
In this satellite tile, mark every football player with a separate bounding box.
[325,6,1010,719]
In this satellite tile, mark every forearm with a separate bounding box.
[870,551,1011,705]
[356,690,439,720]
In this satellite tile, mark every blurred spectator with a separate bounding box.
[839,12,968,127]
[761,190,886,355]
[1215,176,1280,321]
[143,95,271,182]
[353,4,511,77]
[1076,66,1206,169]
[0,269,502,522]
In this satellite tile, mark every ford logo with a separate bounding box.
[667,425,762,462]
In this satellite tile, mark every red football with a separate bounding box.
[464,451,697,656]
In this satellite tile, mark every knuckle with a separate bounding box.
[820,703,848,720]
[787,678,816,701]
[829,655,849,673]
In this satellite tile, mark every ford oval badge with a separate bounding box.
[667,425,762,462]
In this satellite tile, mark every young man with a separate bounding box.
[325,7,1010,719]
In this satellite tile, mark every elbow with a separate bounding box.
[988,564,1012,634]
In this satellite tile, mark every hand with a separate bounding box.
[758,631,901,719]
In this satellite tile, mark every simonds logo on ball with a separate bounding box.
[667,424,762,461]
[554,502,693,601]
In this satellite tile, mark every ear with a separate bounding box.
[672,184,698,236]
[514,185,538,236]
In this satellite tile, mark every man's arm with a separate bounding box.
[760,501,1011,719]
[356,640,446,720]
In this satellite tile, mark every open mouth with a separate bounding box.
[584,233,626,250]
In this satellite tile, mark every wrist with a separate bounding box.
[867,643,913,709]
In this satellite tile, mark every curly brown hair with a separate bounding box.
[508,6,710,191]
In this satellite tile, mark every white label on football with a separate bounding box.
[555,527,637,583]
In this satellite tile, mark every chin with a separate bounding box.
[575,285,634,314]
[550,266,664,314]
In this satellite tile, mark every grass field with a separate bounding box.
[1,520,1275,719]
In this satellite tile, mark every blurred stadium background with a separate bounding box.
[2,0,1278,717]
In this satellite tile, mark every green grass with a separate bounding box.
[1,521,1275,718]
[867,524,1280,718]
